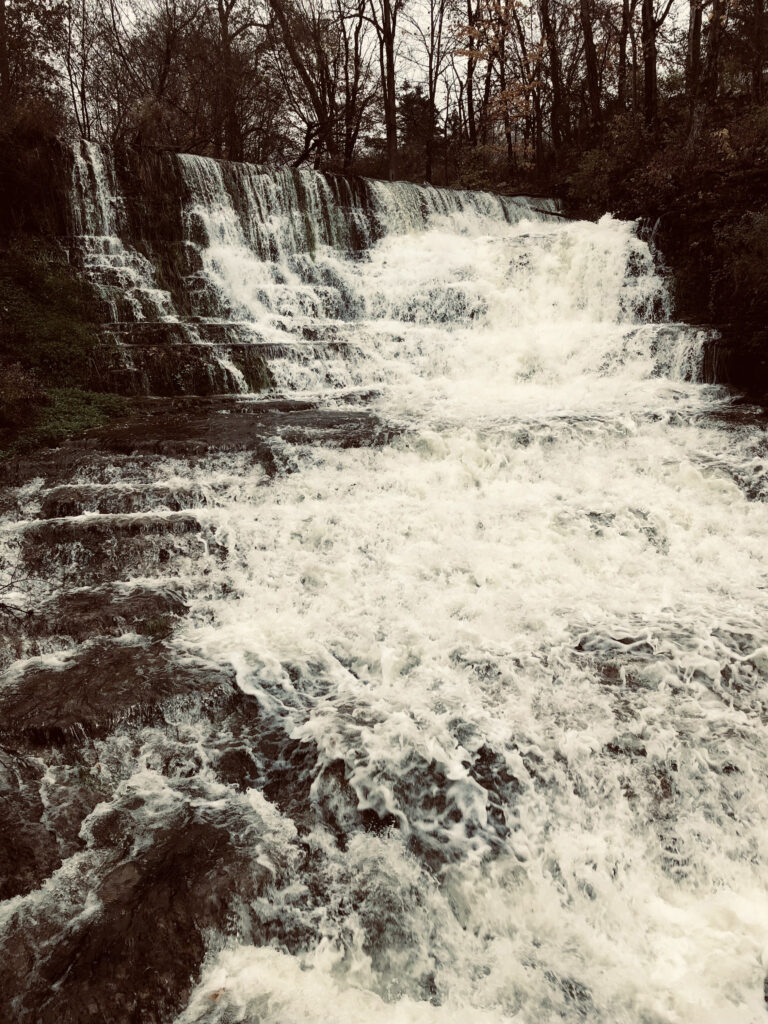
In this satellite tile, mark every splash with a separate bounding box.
[0,145,765,1024]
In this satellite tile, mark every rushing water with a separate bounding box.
[2,146,768,1023]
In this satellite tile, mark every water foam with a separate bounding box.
[5,145,766,1023]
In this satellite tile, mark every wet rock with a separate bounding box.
[214,745,261,791]
[39,583,189,640]
[22,510,202,547]
[312,758,365,840]
[39,483,211,517]
[0,747,61,899]
[93,341,274,397]
[0,584,188,670]
[5,789,277,1024]
[20,512,214,584]
[0,397,392,494]
[41,762,110,859]
[93,404,391,459]
[0,638,237,744]
[701,328,768,403]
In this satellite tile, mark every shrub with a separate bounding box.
[0,387,128,458]
[716,211,768,316]
[567,114,655,217]
[0,363,48,430]
[0,249,101,385]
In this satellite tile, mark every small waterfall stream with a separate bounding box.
[1,142,767,1024]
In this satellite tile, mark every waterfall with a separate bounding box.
[62,142,702,399]
[1,143,766,1024]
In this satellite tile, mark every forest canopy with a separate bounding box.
[0,0,766,195]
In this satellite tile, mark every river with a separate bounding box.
[1,147,767,1023]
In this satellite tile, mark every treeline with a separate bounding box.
[0,0,766,188]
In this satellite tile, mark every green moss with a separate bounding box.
[0,388,129,459]
[0,247,102,386]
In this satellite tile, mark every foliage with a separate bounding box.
[3,0,768,190]
[0,387,128,458]
[0,249,101,385]
[0,363,48,430]
[0,247,121,457]
[567,114,657,217]
[716,211,768,310]
[0,0,66,103]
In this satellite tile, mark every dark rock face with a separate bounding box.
[20,511,211,585]
[0,638,237,744]
[2,787,276,1024]
[91,338,275,397]
[0,749,62,900]
[0,584,188,670]
[701,328,768,401]
[0,396,391,488]
[0,137,75,238]
[638,178,768,405]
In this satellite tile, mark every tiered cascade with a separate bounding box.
[1,144,764,1024]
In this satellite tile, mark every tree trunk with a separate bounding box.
[533,87,544,174]
[540,0,566,149]
[618,0,630,108]
[426,68,435,183]
[498,38,514,173]
[0,0,11,107]
[753,0,764,100]
[641,0,657,127]
[580,0,601,126]
[686,0,725,157]
[685,0,702,107]
[466,0,477,145]
[383,0,397,180]
[703,0,724,104]
[479,54,492,144]
[370,0,398,180]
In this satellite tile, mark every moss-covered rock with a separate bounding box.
[0,243,103,385]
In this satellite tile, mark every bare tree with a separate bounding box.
[368,0,407,178]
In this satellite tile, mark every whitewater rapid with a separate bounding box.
[4,149,768,1023]
[160,181,768,1022]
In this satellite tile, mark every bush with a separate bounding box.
[567,148,612,217]
[567,114,655,217]
[0,249,101,385]
[716,211,768,315]
[0,363,48,430]
[0,387,128,458]
[0,96,69,145]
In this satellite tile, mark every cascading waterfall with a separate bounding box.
[1,142,766,1024]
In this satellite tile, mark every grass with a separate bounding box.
[0,241,131,458]
[0,388,129,460]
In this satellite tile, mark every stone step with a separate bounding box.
[19,512,220,585]
[0,583,189,670]
[38,482,220,518]
[92,341,274,396]
[0,636,236,744]
[0,397,388,489]
[100,318,363,355]
[91,403,393,455]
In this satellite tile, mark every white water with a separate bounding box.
[135,161,768,1023]
[11,150,768,1021]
